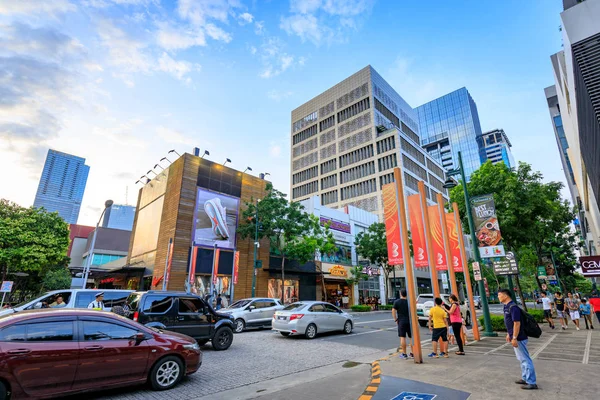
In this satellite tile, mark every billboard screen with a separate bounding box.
[193,188,239,250]
[470,194,505,258]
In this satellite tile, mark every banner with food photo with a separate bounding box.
[470,194,505,258]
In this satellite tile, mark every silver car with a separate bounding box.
[220,298,284,333]
[272,301,354,339]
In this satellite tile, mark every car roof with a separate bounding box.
[0,309,125,325]
[235,298,279,301]
[134,291,200,297]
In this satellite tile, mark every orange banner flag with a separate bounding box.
[382,183,403,265]
[445,212,463,272]
[427,205,447,271]
[408,194,428,268]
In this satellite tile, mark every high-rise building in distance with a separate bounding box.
[33,149,90,224]
[481,129,515,169]
[102,204,136,231]
[415,87,486,180]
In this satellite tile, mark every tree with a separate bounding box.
[238,183,313,303]
[0,200,70,282]
[355,223,394,300]
[42,268,72,291]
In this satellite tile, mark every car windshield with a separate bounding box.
[126,293,143,311]
[228,300,252,309]
[283,303,306,311]
[417,296,433,304]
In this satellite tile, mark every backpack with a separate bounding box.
[509,304,542,339]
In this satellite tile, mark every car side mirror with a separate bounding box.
[34,302,42,309]
[248,306,256,311]
[132,332,146,345]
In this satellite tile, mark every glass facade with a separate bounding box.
[553,115,575,185]
[416,88,486,180]
[82,253,125,266]
[33,149,90,224]
[102,204,136,231]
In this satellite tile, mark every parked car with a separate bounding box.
[272,301,354,339]
[219,298,284,333]
[466,295,482,309]
[0,289,133,317]
[415,294,471,327]
[125,291,235,350]
[0,309,201,399]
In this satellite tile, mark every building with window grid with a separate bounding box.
[33,149,90,224]
[481,129,515,168]
[415,88,486,181]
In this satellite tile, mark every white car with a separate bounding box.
[272,301,354,339]
[219,298,284,333]
[416,294,471,327]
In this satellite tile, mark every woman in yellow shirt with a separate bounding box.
[428,297,449,358]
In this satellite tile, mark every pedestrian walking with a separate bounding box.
[87,292,105,311]
[498,289,537,390]
[428,297,449,358]
[540,291,555,329]
[221,294,229,309]
[589,291,600,325]
[392,289,413,359]
[448,294,465,355]
[216,294,222,310]
[553,292,567,329]
[342,295,349,309]
[565,292,581,331]
[580,299,594,329]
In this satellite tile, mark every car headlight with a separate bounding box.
[184,342,201,351]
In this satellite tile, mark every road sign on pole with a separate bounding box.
[473,262,482,281]
[0,281,13,292]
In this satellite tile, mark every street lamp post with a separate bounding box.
[251,199,259,297]
[444,152,496,337]
[81,199,114,288]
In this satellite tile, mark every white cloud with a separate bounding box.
[156,23,206,51]
[249,45,257,55]
[0,0,76,16]
[267,90,294,102]
[156,125,197,146]
[157,52,200,81]
[97,19,152,73]
[280,14,322,45]
[238,12,254,25]
[270,143,282,158]
[205,23,232,43]
[254,21,265,35]
[258,37,298,78]
[92,119,147,147]
[177,0,240,26]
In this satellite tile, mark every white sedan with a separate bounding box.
[272,301,354,339]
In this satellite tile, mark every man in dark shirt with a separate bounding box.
[554,292,567,329]
[499,289,537,390]
[392,289,413,359]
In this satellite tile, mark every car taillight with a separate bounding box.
[133,311,139,322]
[290,314,304,321]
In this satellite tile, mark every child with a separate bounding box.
[460,313,468,345]
[580,299,594,330]
[448,325,456,345]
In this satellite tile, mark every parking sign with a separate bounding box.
[0,281,13,292]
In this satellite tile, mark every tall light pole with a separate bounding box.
[443,152,496,337]
[81,199,114,288]
[251,199,260,297]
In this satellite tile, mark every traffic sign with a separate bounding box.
[472,262,482,281]
[392,392,437,400]
[0,281,13,292]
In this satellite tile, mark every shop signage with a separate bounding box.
[493,259,518,276]
[407,194,428,268]
[382,183,403,266]
[100,278,116,284]
[212,248,221,284]
[362,266,380,276]
[537,265,547,279]
[233,251,240,284]
[427,205,447,271]
[331,231,350,243]
[580,255,600,277]
[320,216,351,234]
[472,262,482,281]
[471,194,505,259]
[441,273,449,290]
[445,212,463,272]
[329,265,348,278]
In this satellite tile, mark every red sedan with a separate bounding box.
[0,309,201,399]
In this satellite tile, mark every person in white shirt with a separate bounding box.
[540,291,555,329]
[88,292,106,311]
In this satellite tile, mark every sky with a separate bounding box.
[0,0,567,225]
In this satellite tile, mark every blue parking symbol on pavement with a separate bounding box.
[391,392,437,400]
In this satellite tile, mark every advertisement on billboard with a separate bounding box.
[193,188,240,250]
[382,183,403,266]
[320,217,351,234]
[427,205,447,271]
[408,194,428,268]
[580,255,600,277]
[445,212,463,272]
[470,194,505,258]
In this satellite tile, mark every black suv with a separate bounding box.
[125,291,235,351]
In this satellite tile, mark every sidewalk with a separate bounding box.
[372,326,600,400]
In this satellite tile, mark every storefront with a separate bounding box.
[320,263,353,308]
[267,278,300,303]
[358,265,382,304]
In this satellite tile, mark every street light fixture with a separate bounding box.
[81,200,114,288]
[168,149,181,156]
[154,163,164,171]
[223,158,231,166]
[147,170,157,177]
[160,157,172,165]
[244,167,252,173]
[442,151,496,337]
[201,150,210,159]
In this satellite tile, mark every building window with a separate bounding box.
[319,115,335,132]
[403,155,427,180]
[292,166,318,185]
[336,83,369,109]
[401,122,420,145]
[321,159,337,175]
[379,173,394,188]
[320,129,336,146]
[339,144,374,168]
[400,137,426,165]
[428,173,447,195]
[319,102,335,119]
[321,190,338,205]
[337,98,370,124]
[377,153,398,172]
[340,161,376,184]
[338,113,372,137]
[340,178,377,201]
[292,124,318,145]
[321,174,337,190]
[339,128,373,153]
[404,172,419,192]
[292,137,318,158]
[374,98,400,127]
[320,143,337,160]
[293,111,318,133]
[292,151,319,172]
[292,180,319,199]
[376,136,396,154]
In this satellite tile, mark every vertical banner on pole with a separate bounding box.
[189,246,198,286]
[163,238,174,291]
[233,251,240,285]
[408,195,428,268]
[427,206,448,271]
[437,194,459,295]
[382,183,403,266]
[418,181,440,298]
[212,248,221,284]
[445,212,463,272]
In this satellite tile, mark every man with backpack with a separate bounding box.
[499,289,538,390]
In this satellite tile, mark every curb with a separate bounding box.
[358,351,400,400]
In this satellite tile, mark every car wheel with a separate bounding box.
[149,356,183,391]
[343,320,353,334]
[280,332,291,337]
[212,327,234,351]
[234,318,245,333]
[0,380,9,400]
[418,320,427,327]
[305,323,317,339]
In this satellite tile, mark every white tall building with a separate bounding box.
[290,66,450,300]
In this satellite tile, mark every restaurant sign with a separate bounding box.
[320,217,351,234]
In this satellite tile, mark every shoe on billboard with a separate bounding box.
[204,198,230,239]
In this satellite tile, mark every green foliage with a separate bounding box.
[478,315,508,331]
[355,222,394,298]
[562,272,593,295]
[380,304,393,310]
[350,305,372,312]
[528,309,545,323]
[42,268,72,291]
[0,200,70,280]
[346,265,368,286]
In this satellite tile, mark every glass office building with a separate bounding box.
[33,149,90,224]
[102,204,136,231]
[416,88,486,180]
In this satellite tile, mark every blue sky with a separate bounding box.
[0,0,566,225]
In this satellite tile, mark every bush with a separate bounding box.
[380,304,393,310]
[350,305,372,312]
[479,315,507,331]
[528,309,545,323]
